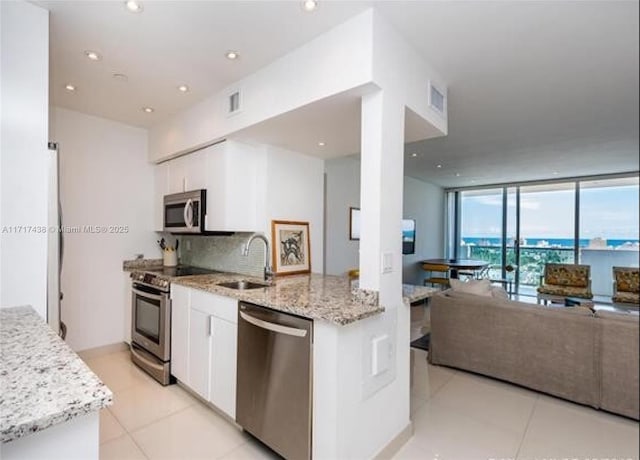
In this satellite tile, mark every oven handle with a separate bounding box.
[132,287,165,302]
[131,345,165,371]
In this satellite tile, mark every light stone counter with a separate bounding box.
[0,306,112,444]
[123,260,437,325]
[173,272,384,325]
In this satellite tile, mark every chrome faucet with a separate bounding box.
[243,233,274,284]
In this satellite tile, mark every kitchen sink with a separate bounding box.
[217,280,269,290]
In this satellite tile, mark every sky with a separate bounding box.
[461,184,640,240]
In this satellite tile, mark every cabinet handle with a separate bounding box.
[209,315,214,336]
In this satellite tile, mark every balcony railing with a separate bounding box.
[460,244,639,297]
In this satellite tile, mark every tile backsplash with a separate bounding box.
[178,233,265,278]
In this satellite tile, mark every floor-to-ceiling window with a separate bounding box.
[578,176,640,297]
[447,173,639,300]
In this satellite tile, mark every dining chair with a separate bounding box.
[422,263,450,289]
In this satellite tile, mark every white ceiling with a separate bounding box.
[40,1,639,187]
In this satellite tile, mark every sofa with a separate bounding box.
[428,289,639,420]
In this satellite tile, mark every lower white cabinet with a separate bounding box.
[170,285,238,419]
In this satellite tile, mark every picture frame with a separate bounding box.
[402,219,416,255]
[271,220,311,276]
[349,207,360,240]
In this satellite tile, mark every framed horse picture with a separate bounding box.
[271,220,311,276]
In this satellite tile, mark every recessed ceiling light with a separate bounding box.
[553,171,559,175]
[455,173,461,177]
[84,50,101,61]
[112,73,128,82]
[225,51,239,60]
[318,141,326,147]
[436,164,442,168]
[142,107,154,113]
[64,84,76,92]
[411,153,418,158]
[125,0,143,13]
[178,84,189,93]
[302,0,318,12]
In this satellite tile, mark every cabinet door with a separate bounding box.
[168,155,188,194]
[184,149,207,191]
[170,285,190,383]
[154,163,169,231]
[209,317,238,419]
[188,307,212,400]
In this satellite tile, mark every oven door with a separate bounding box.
[131,284,170,361]
[163,190,204,234]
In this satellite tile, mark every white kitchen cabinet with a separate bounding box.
[209,317,238,418]
[170,285,190,384]
[203,141,264,232]
[170,286,238,418]
[153,140,266,233]
[188,307,212,400]
[154,162,170,231]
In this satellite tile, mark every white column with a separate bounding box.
[359,89,405,306]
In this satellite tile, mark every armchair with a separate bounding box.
[612,266,639,307]
[537,263,593,305]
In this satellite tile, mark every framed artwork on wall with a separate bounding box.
[271,220,311,275]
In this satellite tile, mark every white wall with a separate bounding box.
[149,10,374,162]
[0,1,49,318]
[403,176,445,285]
[265,145,325,274]
[324,156,361,275]
[52,108,158,351]
[324,156,444,283]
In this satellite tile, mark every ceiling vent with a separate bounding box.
[428,81,446,115]
[227,89,241,115]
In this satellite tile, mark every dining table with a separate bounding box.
[420,258,490,279]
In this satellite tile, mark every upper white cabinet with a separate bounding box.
[154,140,266,233]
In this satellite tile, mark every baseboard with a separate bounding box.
[76,342,129,360]
[372,421,414,460]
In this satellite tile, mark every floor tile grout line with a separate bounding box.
[120,402,196,437]
[514,394,539,460]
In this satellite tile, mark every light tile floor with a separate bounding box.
[84,344,639,460]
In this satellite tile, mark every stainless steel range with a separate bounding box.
[130,265,218,385]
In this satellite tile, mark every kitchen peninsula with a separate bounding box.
[124,260,433,458]
[0,306,112,460]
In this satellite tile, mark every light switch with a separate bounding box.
[381,252,393,274]
[371,334,390,376]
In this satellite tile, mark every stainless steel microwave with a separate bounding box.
[163,189,206,234]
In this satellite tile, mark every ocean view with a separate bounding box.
[462,237,640,249]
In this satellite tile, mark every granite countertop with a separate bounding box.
[174,273,384,325]
[123,260,434,325]
[0,306,112,444]
[124,259,384,325]
[402,284,439,304]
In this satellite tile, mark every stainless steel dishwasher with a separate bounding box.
[236,302,313,460]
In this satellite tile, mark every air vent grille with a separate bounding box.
[228,90,241,114]
[429,83,445,114]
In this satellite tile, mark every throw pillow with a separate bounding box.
[490,285,509,299]
[449,278,493,297]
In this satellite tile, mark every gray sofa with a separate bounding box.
[428,290,639,420]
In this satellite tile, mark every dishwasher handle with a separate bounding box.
[239,311,308,337]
